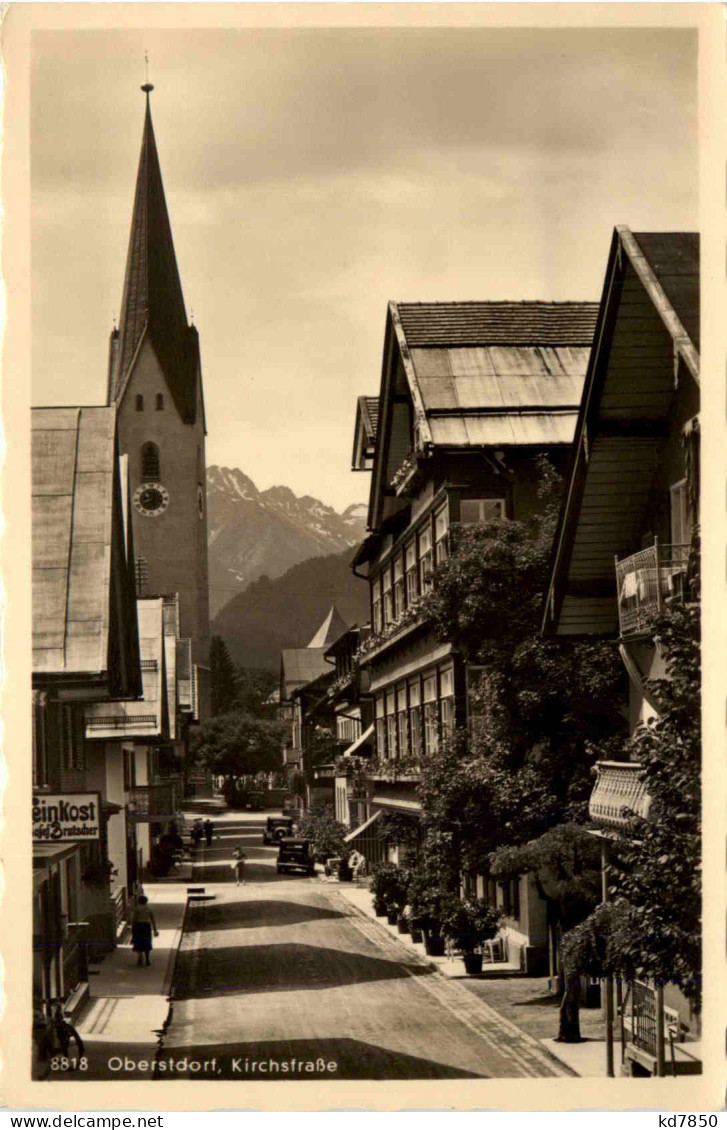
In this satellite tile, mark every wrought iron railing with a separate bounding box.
[615,541,691,636]
[589,760,651,830]
[630,980,658,1058]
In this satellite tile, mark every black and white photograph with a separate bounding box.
[2,1,723,1112]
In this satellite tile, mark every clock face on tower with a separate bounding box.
[134,482,170,517]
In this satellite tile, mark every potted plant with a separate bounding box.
[370,862,402,918]
[386,903,399,926]
[396,908,410,935]
[440,896,502,975]
[407,874,451,956]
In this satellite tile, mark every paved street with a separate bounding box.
[156,811,566,1080]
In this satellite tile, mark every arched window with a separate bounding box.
[141,442,160,482]
[136,394,144,412]
[156,393,164,411]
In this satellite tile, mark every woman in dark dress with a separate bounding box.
[131,895,159,966]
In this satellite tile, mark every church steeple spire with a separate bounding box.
[108,85,199,423]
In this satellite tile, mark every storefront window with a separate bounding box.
[423,673,438,753]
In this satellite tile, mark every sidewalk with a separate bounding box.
[325,874,612,1077]
[78,884,188,1046]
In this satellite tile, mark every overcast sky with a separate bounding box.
[31,25,697,511]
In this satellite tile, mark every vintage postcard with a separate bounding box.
[1,1,724,1113]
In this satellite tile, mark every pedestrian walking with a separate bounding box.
[131,894,159,966]
[231,847,247,886]
[191,818,203,850]
[204,818,214,847]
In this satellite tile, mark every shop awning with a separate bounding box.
[342,723,374,758]
[371,796,422,814]
[344,809,382,843]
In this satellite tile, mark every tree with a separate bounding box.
[417,461,625,878]
[235,667,279,718]
[295,803,348,860]
[209,636,239,717]
[491,825,602,1041]
[563,581,701,1012]
[188,710,287,779]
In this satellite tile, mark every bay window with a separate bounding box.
[460,498,506,525]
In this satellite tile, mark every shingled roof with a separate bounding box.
[32,407,141,694]
[396,302,599,348]
[108,92,200,423]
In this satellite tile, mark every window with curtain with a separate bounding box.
[382,567,393,626]
[439,666,455,739]
[419,526,433,593]
[405,541,418,604]
[375,695,386,758]
[397,684,409,758]
[423,673,438,754]
[385,690,397,760]
[409,680,422,758]
[393,554,405,618]
[371,577,382,633]
[435,505,449,565]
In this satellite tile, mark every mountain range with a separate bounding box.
[206,465,367,617]
[211,548,370,670]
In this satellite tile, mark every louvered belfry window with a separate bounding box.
[141,442,160,481]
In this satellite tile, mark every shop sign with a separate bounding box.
[32,792,101,842]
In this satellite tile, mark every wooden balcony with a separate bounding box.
[616,541,691,637]
[589,760,651,830]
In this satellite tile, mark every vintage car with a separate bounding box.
[276,838,316,876]
[262,816,295,844]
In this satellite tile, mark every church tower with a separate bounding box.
[108,84,210,671]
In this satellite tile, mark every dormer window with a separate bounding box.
[136,394,144,412]
[141,442,161,481]
[156,393,164,411]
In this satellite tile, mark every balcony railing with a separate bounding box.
[127,781,180,822]
[616,541,691,637]
[589,760,651,830]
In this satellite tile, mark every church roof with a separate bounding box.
[306,605,349,648]
[108,90,199,424]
